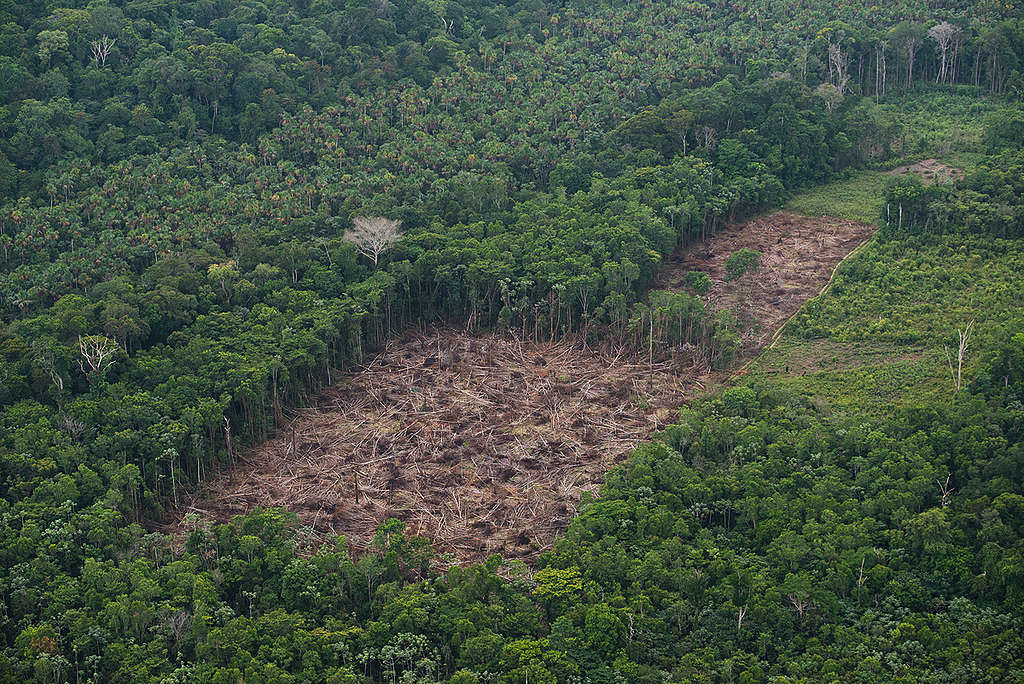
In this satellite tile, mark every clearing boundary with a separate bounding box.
[169,211,876,562]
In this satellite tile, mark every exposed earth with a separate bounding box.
[886,158,964,185]
[169,211,876,562]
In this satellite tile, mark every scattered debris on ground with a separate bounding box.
[169,211,876,563]
[655,211,876,349]
[886,159,963,185]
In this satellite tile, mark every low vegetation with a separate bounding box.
[2,0,1023,680]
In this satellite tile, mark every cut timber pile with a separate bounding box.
[175,331,705,561]
[654,211,876,349]
[170,211,876,562]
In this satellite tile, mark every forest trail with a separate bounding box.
[168,212,876,563]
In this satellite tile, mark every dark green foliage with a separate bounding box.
[6,373,1022,681]
[1,0,1023,680]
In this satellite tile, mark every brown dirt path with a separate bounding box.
[168,211,875,562]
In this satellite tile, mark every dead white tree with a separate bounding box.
[696,125,717,150]
[737,603,747,633]
[929,22,959,85]
[937,472,955,507]
[787,592,812,618]
[89,35,116,67]
[876,40,889,100]
[944,320,974,392]
[856,556,867,604]
[828,41,851,94]
[903,31,923,88]
[344,216,402,267]
[78,334,120,377]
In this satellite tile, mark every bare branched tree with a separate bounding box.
[944,320,974,392]
[828,41,850,94]
[787,592,812,618]
[856,556,867,604]
[937,472,955,507]
[696,125,717,150]
[90,35,116,67]
[877,40,889,100]
[929,22,959,85]
[344,216,402,266]
[78,334,120,377]
[903,31,923,87]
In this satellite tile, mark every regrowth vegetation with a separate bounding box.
[1,0,1023,680]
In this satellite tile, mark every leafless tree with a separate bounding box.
[89,35,116,67]
[876,41,889,100]
[696,125,717,150]
[737,604,747,633]
[828,41,850,94]
[787,592,812,618]
[224,416,234,464]
[944,320,973,392]
[78,334,120,377]
[32,341,64,392]
[937,472,955,507]
[56,414,86,441]
[904,32,923,87]
[929,22,959,84]
[344,216,402,266]
[856,556,867,604]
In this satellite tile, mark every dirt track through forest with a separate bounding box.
[169,211,875,562]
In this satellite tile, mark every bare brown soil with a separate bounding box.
[169,211,875,563]
[886,159,963,185]
[653,212,876,349]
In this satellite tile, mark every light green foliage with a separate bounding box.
[784,170,890,223]
[1,0,1023,680]
[724,248,762,281]
[684,270,713,295]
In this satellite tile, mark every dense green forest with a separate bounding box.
[1,0,1024,680]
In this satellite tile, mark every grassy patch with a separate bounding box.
[784,170,889,224]
[746,231,1024,414]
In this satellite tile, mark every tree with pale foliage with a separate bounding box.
[929,22,960,85]
[815,82,842,114]
[345,216,402,266]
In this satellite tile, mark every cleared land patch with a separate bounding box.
[654,212,876,349]
[887,158,963,185]
[170,211,875,562]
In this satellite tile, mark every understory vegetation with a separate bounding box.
[1,0,1024,680]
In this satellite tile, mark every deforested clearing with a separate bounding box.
[169,211,875,561]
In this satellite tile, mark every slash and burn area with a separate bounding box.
[169,211,876,562]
